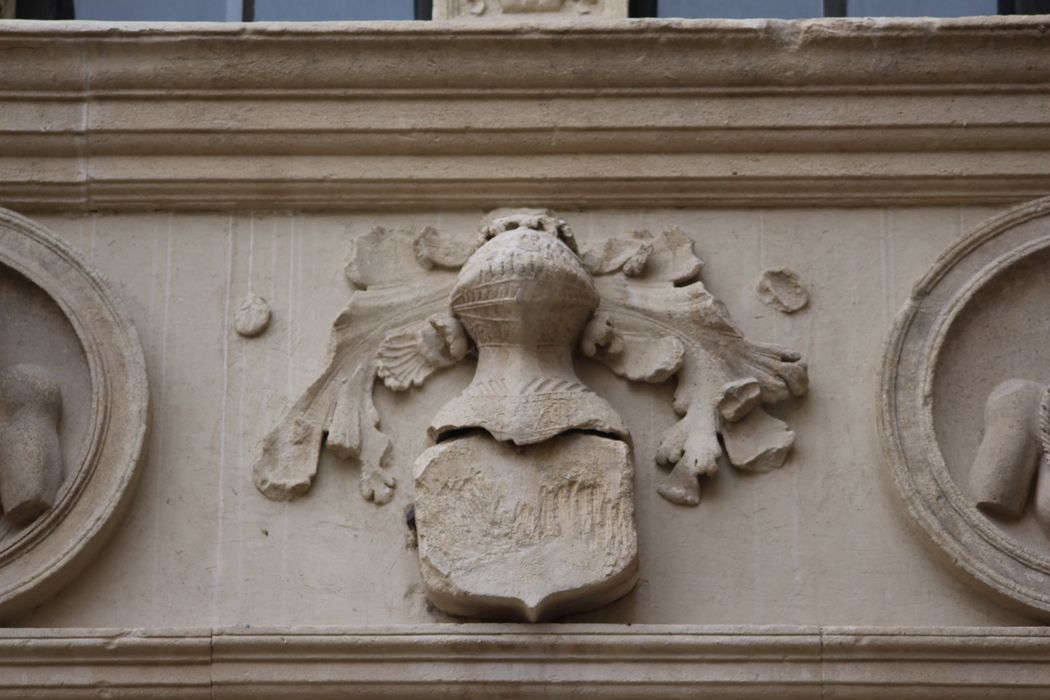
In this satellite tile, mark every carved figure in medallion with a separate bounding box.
[0,363,63,527]
[0,207,148,622]
[253,209,808,621]
[879,196,1050,620]
[970,379,1050,522]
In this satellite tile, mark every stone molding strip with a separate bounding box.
[2,625,1050,698]
[0,17,1049,210]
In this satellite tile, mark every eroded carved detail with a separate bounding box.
[415,432,635,622]
[415,210,636,620]
[757,268,810,314]
[254,210,807,621]
[429,212,625,445]
[253,226,471,504]
[970,379,1050,522]
[234,294,272,338]
[0,207,149,622]
[0,364,63,528]
[581,228,808,506]
[878,195,1050,620]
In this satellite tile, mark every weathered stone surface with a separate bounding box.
[717,378,763,423]
[585,229,808,506]
[969,379,1046,519]
[2,19,1050,212]
[430,210,626,445]
[722,407,795,473]
[14,206,1037,631]
[757,269,810,314]
[414,432,637,622]
[0,363,63,527]
[234,294,272,338]
[7,16,1050,638]
[253,227,465,504]
[881,195,1050,621]
[0,208,148,622]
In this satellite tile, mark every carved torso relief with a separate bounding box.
[254,209,808,621]
[0,261,89,542]
[0,363,63,529]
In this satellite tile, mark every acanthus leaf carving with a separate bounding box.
[0,363,63,527]
[583,228,809,506]
[253,210,808,621]
[253,226,469,505]
[412,226,480,271]
[580,312,684,383]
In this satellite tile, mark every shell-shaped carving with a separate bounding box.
[376,331,436,391]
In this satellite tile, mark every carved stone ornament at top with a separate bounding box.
[254,210,808,621]
[0,208,148,622]
[432,0,627,20]
[880,195,1050,620]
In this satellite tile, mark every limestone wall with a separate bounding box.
[5,206,1026,628]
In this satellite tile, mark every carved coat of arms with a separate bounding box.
[253,209,807,621]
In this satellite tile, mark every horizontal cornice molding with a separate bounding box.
[3,625,1050,698]
[0,17,1048,210]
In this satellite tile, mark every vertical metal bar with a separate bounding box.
[242,0,255,22]
[415,0,433,20]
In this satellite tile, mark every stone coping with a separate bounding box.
[2,625,1050,697]
[0,16,1048,210]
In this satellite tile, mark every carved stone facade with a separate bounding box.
[252,209,807,620]
[1,12,1050,699]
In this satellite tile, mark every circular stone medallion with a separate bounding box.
[0,209,148,620]
[880,196,1050,619]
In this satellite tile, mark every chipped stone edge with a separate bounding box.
[878,195,1050,621]
[0,208,149,621]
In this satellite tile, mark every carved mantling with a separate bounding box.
[253,209,808,620]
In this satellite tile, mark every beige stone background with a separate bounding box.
[10,205,1034,628]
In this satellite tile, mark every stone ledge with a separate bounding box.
[2,625,1050,698]
[0,17,1048,210]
